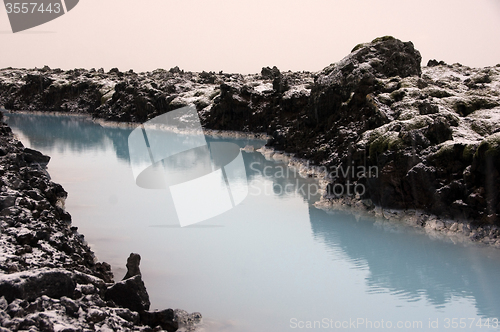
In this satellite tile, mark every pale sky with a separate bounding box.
[1,0,500,74]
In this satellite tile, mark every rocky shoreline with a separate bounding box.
[254,146,500,248]
[0,36,499,234]
[0,114,202,331]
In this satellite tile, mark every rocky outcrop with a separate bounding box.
[0,115,202,331]
[0,115,112,279]
[210,37,499,229]
[0,68,102,115]
[309,36,421,128]
[105,275,150,313]
[1,36,499,228]
[140,310,178,332]
[315,51,500,225]
[123,253,142,280]
[0,269,76,303]
[207,36,500,228]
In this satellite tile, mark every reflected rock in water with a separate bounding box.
[308,206,500,319]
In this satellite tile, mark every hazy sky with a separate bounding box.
[1,0,500,74]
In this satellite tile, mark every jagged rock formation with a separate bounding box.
[1,36,499,226]
[123,253,142,280]
[105,275,150,313]
[0,115,201,331]
[0,114,112,281]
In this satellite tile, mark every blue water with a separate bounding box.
[4,111,500,331]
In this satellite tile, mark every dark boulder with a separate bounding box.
[403,163,437,209]
[92,261,114,284]
[309,36,422,126]
[261,66,281,80]
[199,71,216,84]
[0,269,76,303]
[123,253,141,280]
[425,116,453,144]
[60,297,80,318]
[22,148,50,165]
[140,309,178,332]
[427,59,447,67]
[418,101,439,115]
[105,275,150,312]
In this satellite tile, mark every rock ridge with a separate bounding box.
[1,36,499,228]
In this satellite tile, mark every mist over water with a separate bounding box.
[5,112,500,331]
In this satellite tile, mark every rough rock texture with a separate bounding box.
[140,310,178,332]
[123,253,142,280]
[0,115,202,331]
[105,275,150,313]
[0,115,113,281]
[0,269,76,303]
[1,36,499,228]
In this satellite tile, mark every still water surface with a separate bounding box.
[4,112,500,331]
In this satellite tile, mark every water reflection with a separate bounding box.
[3,112,266,166]
[5,112,315,203]
[308,206,500,319]
[5,112,500,329]
[4,112,133,162]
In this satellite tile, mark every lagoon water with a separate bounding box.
[5,112,500,331]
